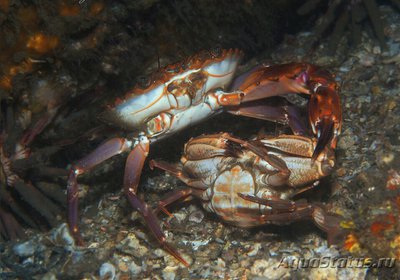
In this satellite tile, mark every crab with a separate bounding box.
[151,130,341,265]
[66,48,342,265]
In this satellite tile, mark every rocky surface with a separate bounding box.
[1,4,400,280]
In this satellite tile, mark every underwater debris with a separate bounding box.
[297,0,400,52]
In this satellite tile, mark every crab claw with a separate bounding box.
[308,84,342,159]
[230,63,312,102]
[229,62,341,158]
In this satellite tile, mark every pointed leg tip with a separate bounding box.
[327,228,347,248]
[73,237,84,247]
[160,206,174,218]
[312,206,347,246]
[70,229,84,247]
[163,243,190,267]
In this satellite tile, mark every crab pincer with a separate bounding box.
[228,62,342,158]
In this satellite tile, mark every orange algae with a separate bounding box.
[59,2,81,16]
[370,213,396,237]
[26,33,59,54]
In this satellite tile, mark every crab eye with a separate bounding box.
[181,62,187,70]
[210,46,222,58]
[137,75,151,88]
[165,64,180,73]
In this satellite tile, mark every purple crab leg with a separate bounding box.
[20,110,58,147]
[155,189,194,216]
[239,193,343,245]
[67,137,133,244]
[260,206,314,221]
[226,97,308,136]
[123,137,189,267]
[238,193,298,211]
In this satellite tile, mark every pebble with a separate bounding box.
[246,243,262,257]
[182,238,211,251]
[13,241,35,258]
[250,259,290,278]
[99,262,116,280]
[51,223,75,247]
[129,261,142,276]
[309,265,367,280]
[162,266,178,280]
[153,248,167,260]
[188,210,204,223]
[335,168,346,177]
[337,135,358,149]
[117,260,129,273]
[372,46,381,54]
[216,258,226,271]
[376,151,395,165]
[172,212,187,223]
[40,272,58,280]
[116,233,149,258]
[337,267,368,280]
[215,238,225,244]
[356,51,376,67]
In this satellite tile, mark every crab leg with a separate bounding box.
[149,160,209,190]
[222,133,291,186]
[311,205,343,245]
[237,193,298,211]
[259,206,314,222]
[124,138,189,267]
[239,193,343,245]
[226,97,308,136]
[67,137,133,244]
[19,109,58,147]
[155,189,194,216]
